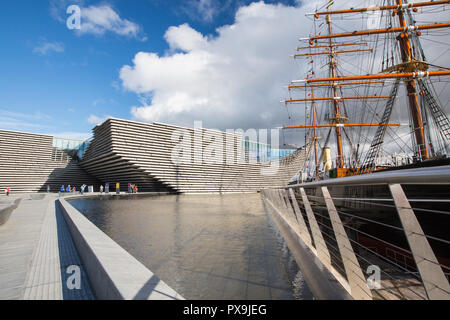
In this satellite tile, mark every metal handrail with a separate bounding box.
[288,164,450,188]
[262,181,450,300]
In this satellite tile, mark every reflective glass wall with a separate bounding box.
[242,139,296,163]
[53,138,84,151]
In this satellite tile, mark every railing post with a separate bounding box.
[299,187,332,268]
[280,189,299,225]
[288,188,312,247]
[275,189,290,220]
[269,189,282,214]
[389,183,450,300]
[321,186,373,300]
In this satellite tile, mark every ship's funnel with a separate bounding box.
[322,147,332,171]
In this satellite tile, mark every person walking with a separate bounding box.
[100,185,104,194]
[60,185,65,193]
[66,185,71,193]
[6,187,10,196]
[81,184,86,195]
[134,185,138,194]
[47,185,50,193]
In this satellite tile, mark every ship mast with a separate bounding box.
[396,0,428,160]
[311,86,319,179]
[326,14,345,169]
[284,0,450,176]
[301,0,450,163]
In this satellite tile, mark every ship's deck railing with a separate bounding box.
[261,165,450,300]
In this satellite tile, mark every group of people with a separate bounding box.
[60,185,77,193]
[128,183,138,194]
[60,184,93,194]
[4,183,139,196]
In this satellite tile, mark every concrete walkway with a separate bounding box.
[0,194,94,300]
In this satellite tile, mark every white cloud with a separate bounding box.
[120,1,322,130]
[49,1,144,40]
[87,114,113,125]
[50,0,84,22]
[119,0,450,144]
[78,5,144,39]
[165,23,208,52]
[33,41,65,55]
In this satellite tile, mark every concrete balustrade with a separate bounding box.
[57,198,183,300]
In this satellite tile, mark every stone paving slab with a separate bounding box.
[0,194,95,300]
[0,196,48,299]
[1,193,183,300]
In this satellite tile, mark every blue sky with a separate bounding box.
[0,0,301,140]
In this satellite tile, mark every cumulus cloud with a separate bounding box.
[165,23,208,52]
[87,114,113,125]
[33,41,65,55]
[120,1,321,130]
[50,0,84,22]
[78,5,143,39]
[119,0,450,157]
[50,1,145,40]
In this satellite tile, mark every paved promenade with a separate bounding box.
[0,194,94,300]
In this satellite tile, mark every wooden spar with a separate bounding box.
[309,23,450,43]
[327,15,344,169]
[309,0,450,17]
[285,96,390,103]
[297,70,450,83]
[297,42,368,50]
[396,0,428,160]
[289,81,385,89]
[289,1,450,166]
[294,49,372,58]
[283,123,401,129]
[311,87,319,179]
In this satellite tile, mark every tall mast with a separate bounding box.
[284,0,450,176]
[326,14,345,168]
[311,86,319,179]
[302,0,450,163]
[395,0,428,160]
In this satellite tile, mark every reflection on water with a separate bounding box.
[69,193,314,300]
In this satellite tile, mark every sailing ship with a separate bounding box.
[281,0,450,285]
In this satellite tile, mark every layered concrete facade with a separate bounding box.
[0,118,309,194]
[79,118,310,193]
[0,130,99,194]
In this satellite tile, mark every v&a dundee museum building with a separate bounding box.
[0,117,307,194]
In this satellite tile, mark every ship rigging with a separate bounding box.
[282,0,450,180]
